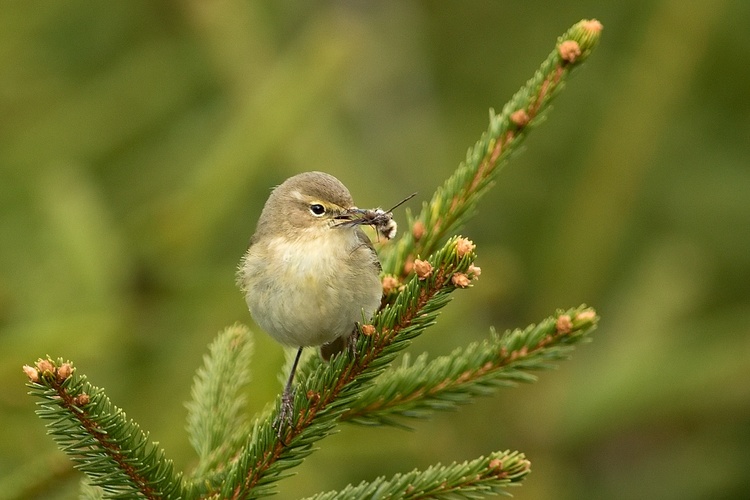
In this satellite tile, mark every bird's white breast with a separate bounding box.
[240,227,381,347]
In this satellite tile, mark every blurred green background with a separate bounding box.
[2,1,749,499]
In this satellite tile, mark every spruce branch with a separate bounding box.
[303,450,530,500]
[343,306,598,427]
[21,18,604,500]
[186,324,254,485]
[380,19,603,281]
[23,358,186,499]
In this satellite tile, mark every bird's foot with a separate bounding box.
[274,387,295,445]
[347,326,361,357]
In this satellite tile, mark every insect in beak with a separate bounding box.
[334,192,417,241]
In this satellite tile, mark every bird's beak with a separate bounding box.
[333,207,368,226]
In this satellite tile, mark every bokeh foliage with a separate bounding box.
[2,1,749,499]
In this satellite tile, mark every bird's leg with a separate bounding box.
[275,346,304,444]
[347,323,361,357]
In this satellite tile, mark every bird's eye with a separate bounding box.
[309,204,326,216]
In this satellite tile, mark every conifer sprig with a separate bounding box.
[380,19,603,280]
[23,358,185,499]
[20,19,604,500]
[343,306,598,426]
[303,450,530,500]
[186,324,254,485]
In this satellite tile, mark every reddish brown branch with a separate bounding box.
[342,311,588,421]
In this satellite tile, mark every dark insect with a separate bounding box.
[335,192,417,240]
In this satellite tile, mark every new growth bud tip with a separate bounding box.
[556,314,573,334]
[582,19,603,34]
[36,359,54,375]
[382,275,399,295]
[451,273,471,288]
[455,237,476,258]
[23,365,39,382]
[413,259,433,280]
[361,324,376,336]
[576,309,597,322]
[510,110,530,127]
[558,40,582,63]
[468,264,482,279]
[56,363,73,381]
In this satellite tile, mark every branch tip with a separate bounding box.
[23,365,40,383]
[56,363,73,382]
[451,272,471,288]
[581,19,604,34]
[36,358,55,375]
[575,309,597,323]
[454,237,476,258]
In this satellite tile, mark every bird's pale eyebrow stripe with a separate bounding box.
[290,190,307,202]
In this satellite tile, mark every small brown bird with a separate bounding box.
[237,172,384,438]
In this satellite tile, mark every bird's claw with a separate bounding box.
[274,388,295,445]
